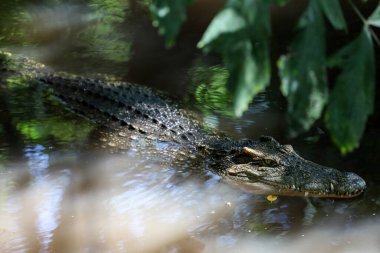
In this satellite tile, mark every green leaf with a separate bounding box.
[150,0,193,47]
[227,39,270,116]
[318,0,347,30]
[367,3,380,28]
[198,0,271,117]
[278,1,328,137]
[324,27,375,154]
[197,8,246,49]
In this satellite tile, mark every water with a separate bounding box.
[0,1,380,252]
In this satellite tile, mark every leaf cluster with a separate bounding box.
[150,0,193,47]
[150,0,380,153]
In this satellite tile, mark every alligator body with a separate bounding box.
[0,51,366,198]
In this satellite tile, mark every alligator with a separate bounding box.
[0,51,366,198]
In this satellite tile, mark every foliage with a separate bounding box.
[198,0,271,117]
[0,0,26,43]
[83,0,131,62]
[278,1,328,137]
[325,27,375,153]
[367,3,380,27]
[318,0,347,30]
[189,63,233,116]
[0,0,131,66]
[151,0,379,153]
[150,0,193,47]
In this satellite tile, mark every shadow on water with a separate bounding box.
[0,0,380,252]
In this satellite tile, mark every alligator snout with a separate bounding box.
[335,171,366,197]
[293,169,366,198]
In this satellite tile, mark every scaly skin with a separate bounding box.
[0,51,367,198]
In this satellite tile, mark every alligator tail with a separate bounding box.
[0,50,49,80]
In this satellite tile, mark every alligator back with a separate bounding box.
[39,74,210,145]
[0,51,212,146]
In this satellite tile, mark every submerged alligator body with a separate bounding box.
[0,51,366,198]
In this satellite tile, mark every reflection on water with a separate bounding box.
[1,0,380,252]
[24,145,71,252]
[25,145,49,181]
[0,0,132,74]
[1,152,241,252]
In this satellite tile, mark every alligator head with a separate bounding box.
[210,136,366,198]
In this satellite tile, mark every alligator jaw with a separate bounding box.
[224,167,366,198]
[236,176,365,199]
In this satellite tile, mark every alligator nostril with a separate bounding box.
[348,172,366,189]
